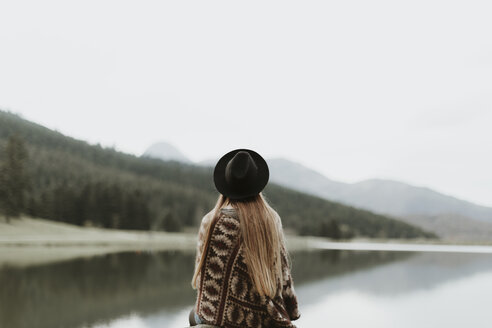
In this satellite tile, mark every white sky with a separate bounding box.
[0,1,491,207]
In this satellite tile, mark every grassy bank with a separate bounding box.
[3,216,486,268]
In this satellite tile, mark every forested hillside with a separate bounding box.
[0,110,436,239]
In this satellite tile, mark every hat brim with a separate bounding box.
[213,149,269,200]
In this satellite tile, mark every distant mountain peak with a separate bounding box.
[141,141,191,163]
[267,157,348,196]
[267,157,492,227]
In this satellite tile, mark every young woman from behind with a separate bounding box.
[190,149,300,328]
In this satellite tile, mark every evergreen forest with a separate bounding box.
[0,110,436,239]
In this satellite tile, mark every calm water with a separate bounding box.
[2,248,492,328]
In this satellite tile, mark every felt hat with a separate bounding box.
[213,149,269,200]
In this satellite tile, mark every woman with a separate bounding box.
[190,149,300,328]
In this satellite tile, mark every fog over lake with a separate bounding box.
[2,247,492,328]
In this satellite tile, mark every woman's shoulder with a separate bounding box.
[198,211,214,235]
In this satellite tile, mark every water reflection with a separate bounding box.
[0,251,196,328]
[1,249,492,328]
[295,252,492,328]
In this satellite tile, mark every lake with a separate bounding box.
[1,246,492,328]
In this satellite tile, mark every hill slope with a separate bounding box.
[0,110,434,239]
[142,141,192,163]
[268,158,492,222]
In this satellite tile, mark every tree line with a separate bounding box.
[0,110,436,239]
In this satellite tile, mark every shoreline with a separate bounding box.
[2,216,492,267]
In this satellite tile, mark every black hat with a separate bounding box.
[213,149,269,200]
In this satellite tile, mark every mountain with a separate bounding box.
[268,158,492,222]
[142,148,492,240]
[268,158,348,198]
[340,179,492,222]
[0,110,434,239]
[267,158,492,241]
[142,141,191,163]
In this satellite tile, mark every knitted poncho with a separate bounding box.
[193,207,300,328]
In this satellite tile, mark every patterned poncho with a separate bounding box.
[193,206,300,328]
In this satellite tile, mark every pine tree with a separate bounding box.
[0,135,29,222]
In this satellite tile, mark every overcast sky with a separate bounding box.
[0,1,491,207]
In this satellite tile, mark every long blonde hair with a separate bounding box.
[192,193,287,298]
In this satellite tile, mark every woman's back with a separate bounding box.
[194,206,300,328]
[191,149,300,328]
